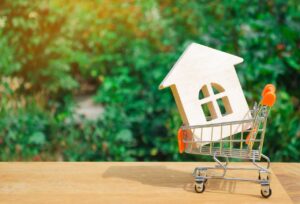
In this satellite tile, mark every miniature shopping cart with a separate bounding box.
[177,84,276,198]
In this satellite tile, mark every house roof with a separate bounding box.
[159,43,243,90]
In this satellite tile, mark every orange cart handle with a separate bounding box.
[262,84,276,97]
[261,84,276,107]
[177,128,185,154]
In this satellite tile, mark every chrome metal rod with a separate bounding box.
[213,151,227,177]
[251,153,270,172]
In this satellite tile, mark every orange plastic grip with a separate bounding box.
[262,92,276,107]
[262,84,276,97]
[261,84,276,107]
[177,128,185,154]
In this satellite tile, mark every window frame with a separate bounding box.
[199,83,232,121]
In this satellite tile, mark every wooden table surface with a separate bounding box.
[0,162,298,204]
[272,163,300,203]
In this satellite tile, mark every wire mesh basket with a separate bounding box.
[181,104,269,161]
[177,84,276,198]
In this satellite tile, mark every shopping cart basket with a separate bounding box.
[177,84,276,198]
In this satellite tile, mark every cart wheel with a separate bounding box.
[195,182,205,193]
[261,188,272,198]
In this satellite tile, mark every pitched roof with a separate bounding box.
[159,43,243,90]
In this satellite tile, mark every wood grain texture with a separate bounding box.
[0,162,295,204]
[272,163,300,203]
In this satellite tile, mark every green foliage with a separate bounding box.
[0,0,78,94]
[0,0,299,161]
[0,103,48,160]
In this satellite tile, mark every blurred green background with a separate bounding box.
[0,0,299,161]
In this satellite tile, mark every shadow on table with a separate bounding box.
[103,165,192,189]
[102,165,253,196]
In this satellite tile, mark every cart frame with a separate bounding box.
[180,102,273,198]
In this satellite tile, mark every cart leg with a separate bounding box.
[252,153,270,172]
[215,155,229,169]
[252,154,271,182]
[193,167,207,177]
[213,152,227,177]
[258,170,270,181]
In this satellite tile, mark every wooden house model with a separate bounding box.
[159,43,251,141]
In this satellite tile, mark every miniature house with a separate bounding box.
[159,43,251,141]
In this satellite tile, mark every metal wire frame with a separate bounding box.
[181,104,270,161]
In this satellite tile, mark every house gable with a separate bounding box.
[159,43,243,90]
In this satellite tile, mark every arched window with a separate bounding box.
[199,83,232,121]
